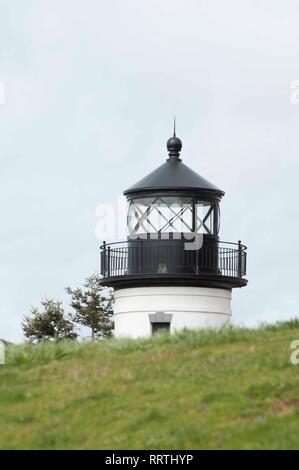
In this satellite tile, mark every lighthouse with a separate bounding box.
[100,126,247,338]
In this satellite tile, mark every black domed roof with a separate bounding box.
[124,132,224,197]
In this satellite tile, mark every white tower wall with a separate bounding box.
[113,286,232,339]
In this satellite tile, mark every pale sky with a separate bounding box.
[1,0,299,342]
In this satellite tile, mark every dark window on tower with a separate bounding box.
[152,322,171,335]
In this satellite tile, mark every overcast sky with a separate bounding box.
[1,0,299,342]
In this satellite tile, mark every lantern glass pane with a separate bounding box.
[127,197,220,237]
[127,196,193,236]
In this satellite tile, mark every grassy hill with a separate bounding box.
[1,321,299,450]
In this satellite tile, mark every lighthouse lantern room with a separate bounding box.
[100,127,247,338]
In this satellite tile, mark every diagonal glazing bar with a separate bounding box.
[133,199,159,233]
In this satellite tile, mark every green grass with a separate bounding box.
[1,321,299,449]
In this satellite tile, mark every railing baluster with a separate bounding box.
[107,246,110,277]
[238,240,242,278]
[102,241,106,277]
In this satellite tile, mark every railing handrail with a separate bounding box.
[100,239,247,251]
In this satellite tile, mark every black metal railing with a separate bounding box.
[100,239,247,279]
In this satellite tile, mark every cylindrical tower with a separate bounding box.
[100,128,247,338]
